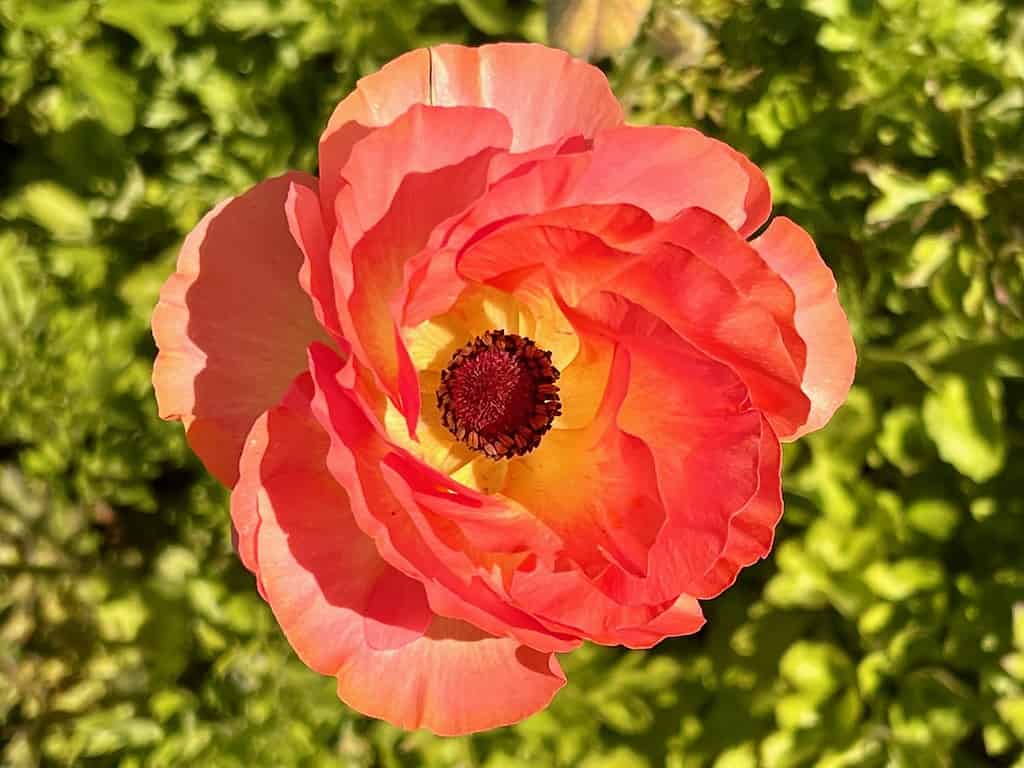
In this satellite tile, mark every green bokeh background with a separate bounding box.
[2,0,1023,765]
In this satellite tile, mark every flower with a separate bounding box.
[152,42,855,735]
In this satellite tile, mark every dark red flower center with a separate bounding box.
[436,330,561,459]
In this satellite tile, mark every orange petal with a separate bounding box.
[501,339,665,579]
[151,173,331,486]
[235,377,564,735]
[457,202,811,436]
[564,295,765,606]
[318,43,622,230]
[508,565,705,649]
[611,224,812,438]
[751,218,857,439]
[688,415,783,598]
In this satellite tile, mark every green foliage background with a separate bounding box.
[2,0,1023,765]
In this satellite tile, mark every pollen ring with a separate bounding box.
[436,330,561,459]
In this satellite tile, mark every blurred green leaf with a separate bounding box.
[15,182,94,242]
[922,373,1007,482]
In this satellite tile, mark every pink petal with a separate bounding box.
[305,342,579,655]
[428,43,622,151]
[286,182,342,340]
[235,377,564,734]
[335,616,565,736]
[751,218,857,439]
[151,173,331,486]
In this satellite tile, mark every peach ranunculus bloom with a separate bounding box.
[152,43,855,735]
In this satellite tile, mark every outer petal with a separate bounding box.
[428,43,623,151]
[751,218,857,439]
[318,48,431,231]
[152,172,330,486]
[564,125,771,235]
[688,416,783,598]
[234,376,564,735]
[318,43,622,229]
[507,565,705,649]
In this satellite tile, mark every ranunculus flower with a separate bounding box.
[152,43,855,735]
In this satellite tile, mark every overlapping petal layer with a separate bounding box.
[231,374,565,735]
[318,43,623,231]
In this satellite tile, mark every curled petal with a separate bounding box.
[332,105,513,435]
[752,218,857,439]
[152,173,330,486]
[508,565,705,649]
[501,338,665,579]
[564,295,764,606]
[305,342,579,654]
[689,415,783,598]
[286,182,342,340]
[566,125,771,235]
[318,43,622,229]
[318,48,432,230]
[610,223,812,438]
[234,377,564,735]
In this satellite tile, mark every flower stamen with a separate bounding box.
[436,330,561,459]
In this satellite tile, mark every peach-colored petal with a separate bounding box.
[335,616,565,736]
[564,125,770,234]
[235,377,564,735]
[151,172,330,486]
[305,342,579,654]
[751,218,857,439]
[688,416,783,598]
[331,105,513,436]
[318,48,431,231]
[318,43,622,230]
[428,43,622,151]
